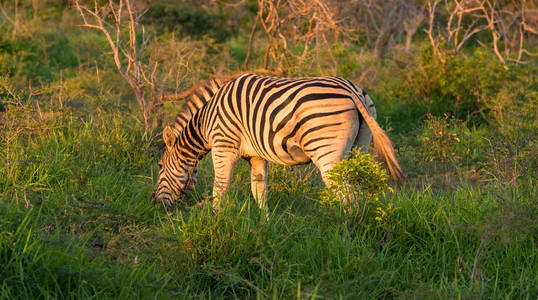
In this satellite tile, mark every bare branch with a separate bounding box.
[422,0,535,66]
[425,0,443,60]
[243,8,261,69]
[73,0,156,133]
[248,0,343,71]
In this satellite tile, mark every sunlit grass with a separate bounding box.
[1,110,536,299]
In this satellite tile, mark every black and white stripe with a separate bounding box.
[154,74,403,211]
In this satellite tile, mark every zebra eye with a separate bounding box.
[158,161,163,168]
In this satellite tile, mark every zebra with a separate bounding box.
[153,73,403,213]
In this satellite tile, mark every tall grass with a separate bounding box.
[1,106,536,298]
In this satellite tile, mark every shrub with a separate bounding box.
[320,148,391,224]
[144,1,231,41]
[417,113,471,165]
[477,66,537,185]
[373,45,511,133]
[412,46,509,121]
[0,29,78,85]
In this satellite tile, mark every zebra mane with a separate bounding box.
[168,78,225,136]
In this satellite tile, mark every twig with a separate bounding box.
[243,8,261,69]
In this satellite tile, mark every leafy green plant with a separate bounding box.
[320,148,391,224]
[144,1,231,41]
[418,113,469,165]
[373,45,511,133]
[481,64,538,181]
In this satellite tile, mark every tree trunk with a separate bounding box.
[374,33,390,59]
[373,4,399,59]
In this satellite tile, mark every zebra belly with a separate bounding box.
[286,144,311,164]
[239,137,310,165]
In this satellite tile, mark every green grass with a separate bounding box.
[1,3,536,298]
[1,111,536,299]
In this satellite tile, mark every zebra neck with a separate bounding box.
[177,114,210,163]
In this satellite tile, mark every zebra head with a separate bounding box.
[153,125,198,208]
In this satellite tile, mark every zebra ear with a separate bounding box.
[163,126,176,150]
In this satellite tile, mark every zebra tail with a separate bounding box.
[349,92,404,183]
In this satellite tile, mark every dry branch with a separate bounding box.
[74,0,162,134]
[424,0,537,66]
[244,0,343,71]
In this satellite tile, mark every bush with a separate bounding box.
[372,45,511,133]
[417,113,472,165]
[413,46,509,120]
[320,149,391,224]
[0,29,78,84]
[144,1,231,41]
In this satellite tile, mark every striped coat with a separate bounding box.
[154,74,403,212]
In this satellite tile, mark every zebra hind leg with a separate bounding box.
[310,143,356,208]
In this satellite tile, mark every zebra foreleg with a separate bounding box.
[211,149,240,210]
[249,157,268,218]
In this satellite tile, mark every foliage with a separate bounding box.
[375,45,511,131]
[144,1,231,41]
[0,28,78,84]
[321,149,388,205]
[418,113,470,164]
[320,149,393,225]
